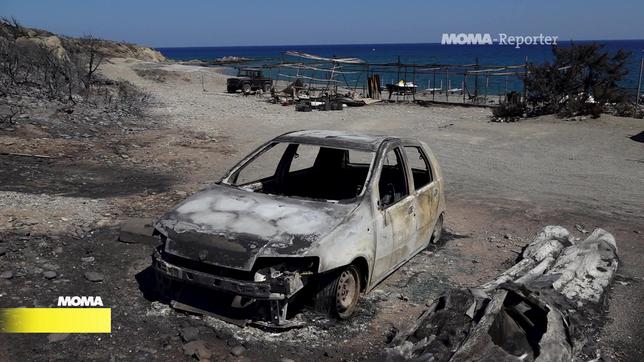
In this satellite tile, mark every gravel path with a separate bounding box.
[102,58,644,217]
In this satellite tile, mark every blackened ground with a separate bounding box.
[1,198,640,361]
[0,60,642,361]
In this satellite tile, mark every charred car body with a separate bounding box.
[152,130,445,326]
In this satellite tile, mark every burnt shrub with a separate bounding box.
[0,18,149,115]
[524,43,631,118]
[492,91,526,122]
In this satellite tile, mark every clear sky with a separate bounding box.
[2,0,643,47]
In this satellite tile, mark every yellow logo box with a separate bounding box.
[0,308,111,333]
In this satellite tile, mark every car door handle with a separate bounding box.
[432,188,438,197]
[407,205,414,215]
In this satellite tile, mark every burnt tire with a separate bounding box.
[242,83,252,93]
[430,213,444,244]
[314,265,361,319]
[263,82,272,92]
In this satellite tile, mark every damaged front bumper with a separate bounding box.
[152,249,305,300]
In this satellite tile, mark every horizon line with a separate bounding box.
[153,38,644,49]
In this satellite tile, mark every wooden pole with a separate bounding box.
[432,69,436,102]
[412,66,416,101]
[636,57,643,106]
[523,56,528,103]
[446,68,449,102]
[484,72,489,102]
[463,73,466,103]
[474,57,479,99]
[396,56,401,102]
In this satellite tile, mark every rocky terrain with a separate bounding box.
[0,19,166,63]
[0,30,642,361]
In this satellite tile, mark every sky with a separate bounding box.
[2,0,643,47]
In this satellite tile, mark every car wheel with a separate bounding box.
[315,265,361,319]
[263,82,272,92]
[242,83,252,93]
[430,213,444,243]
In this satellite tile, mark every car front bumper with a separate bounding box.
[152,250,305,300]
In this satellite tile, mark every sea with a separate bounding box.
[157,41,644,95]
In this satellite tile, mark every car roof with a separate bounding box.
[275,130,400,151]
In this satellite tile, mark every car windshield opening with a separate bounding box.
[225,142,375,202]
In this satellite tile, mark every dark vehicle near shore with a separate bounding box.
[226,68,273,93]
[152,130,445,326]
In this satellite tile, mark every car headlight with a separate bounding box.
[252,257,319,282]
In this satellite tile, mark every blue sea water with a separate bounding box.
[157,41,644,94]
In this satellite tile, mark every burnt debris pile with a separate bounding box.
[387,226,618,361]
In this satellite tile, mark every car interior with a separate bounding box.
[231,143,374,201]
[378,149,409,208]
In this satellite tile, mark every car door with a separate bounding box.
[404,145,439,249]
[372,146,416,281]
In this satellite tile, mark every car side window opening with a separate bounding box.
[229,142,375,202]
[288,144,319,172]
[232,142,288,186]
[378,148,409,208]
[403,146,433,189]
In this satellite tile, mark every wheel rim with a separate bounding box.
[336,269,358,313]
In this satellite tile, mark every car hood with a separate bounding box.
[154,184,355,271]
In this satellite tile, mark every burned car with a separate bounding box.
[152,130,445,326]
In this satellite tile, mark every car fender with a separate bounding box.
[303,200,376,277]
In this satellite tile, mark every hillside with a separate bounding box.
[0,18,165,62]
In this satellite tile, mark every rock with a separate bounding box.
[176,190,188,197]
[136,347,157,355]
[43,271,57,279]
[47,333,70,342]
[16,36,67,61]
[0,246,7,256]
[231,345,246,356]
[180,326,200,342]
[280,359,296,362]
[575,224,588,234]
[84,271,104,282]
[1,271,13,279]
[146,301,172,317]
[182,340,212,360]
[81,256,95,263]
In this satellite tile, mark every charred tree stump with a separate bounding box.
[387,226,618,361]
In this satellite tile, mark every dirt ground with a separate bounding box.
[0,58,642,361]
